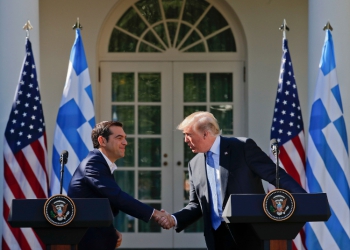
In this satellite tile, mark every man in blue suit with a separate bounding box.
[68,121,170,249]
[160,112,306,250]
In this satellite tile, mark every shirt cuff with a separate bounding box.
[171,215,178,227]
[149,209,155,221]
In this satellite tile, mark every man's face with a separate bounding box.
[183,126,207,153]
[100,126,127,162]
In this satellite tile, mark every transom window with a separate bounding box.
[108,0,236,53]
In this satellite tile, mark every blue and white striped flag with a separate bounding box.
[50,29,95,195]
[305,30,350,249]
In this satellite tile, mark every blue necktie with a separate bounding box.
[206,151,221,230]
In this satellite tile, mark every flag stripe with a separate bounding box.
[53,124,81,175]
[310,129,350,206]
[292,133,306,166]
[23,143,48,194]
[14,150,46,198]
[3,203,31,250]
[305,222,328,250]
[3,161,25,199]
[307,137,350,236]
[326,206,350,248]
[299,227,306,249]
[279,146,301,185]
[31,137,49,181]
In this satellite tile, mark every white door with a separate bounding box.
[100,61,174,248]
[100,61,244,248]
[173,61,244,248]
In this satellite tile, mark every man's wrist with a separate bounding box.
[171,215,177,227]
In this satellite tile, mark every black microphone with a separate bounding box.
[270,139,280,189]
[270,138,279,156]
[59,150,69,194]
[60,150,69,165]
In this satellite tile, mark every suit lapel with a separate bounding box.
[219,137,230,204]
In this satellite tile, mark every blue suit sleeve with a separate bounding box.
[84,156,154,222]
[244,138,306,193]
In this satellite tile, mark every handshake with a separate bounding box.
[152,209,175,229]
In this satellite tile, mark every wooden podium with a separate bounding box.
[222,193,330,250]
[8,198,114,250]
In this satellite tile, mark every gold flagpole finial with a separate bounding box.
[23,20,33,38]
[323,21,333,31]
[279,19,290,39]
[72,17,83,30]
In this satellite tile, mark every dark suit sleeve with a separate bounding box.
[84,155,154,222]
[244,138,306,193]
[173,162,203,232]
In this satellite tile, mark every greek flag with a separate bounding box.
[50,29,95,195]
[305,30,350,249]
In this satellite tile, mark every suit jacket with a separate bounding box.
[173,137,306,250]
[68,149,154,250]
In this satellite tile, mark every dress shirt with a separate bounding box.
[99,150,118,174]
[208,136,223,219]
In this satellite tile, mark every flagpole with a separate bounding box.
[73,17,83,30]
[323,21,333,31]
[23,20,33,39]
[279,19,289,39]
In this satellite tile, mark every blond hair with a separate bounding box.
[177,111,220,136]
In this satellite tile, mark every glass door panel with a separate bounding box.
[173,61,244,248]
[100,62,173,248]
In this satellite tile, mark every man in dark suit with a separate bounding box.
[68,121,170,250]
[159,112,306,250]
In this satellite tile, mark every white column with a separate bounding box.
[308,0,350,129]
[0,0,39,238]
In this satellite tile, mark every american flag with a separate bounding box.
[2,38,48,250]
[270,38,306,250]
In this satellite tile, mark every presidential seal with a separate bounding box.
[263,189,295,221]
[44,195,76,226]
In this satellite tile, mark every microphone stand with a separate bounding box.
[59,154,67,195]
[272,144,280,189]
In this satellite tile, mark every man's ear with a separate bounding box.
[97,136,105,146]
[203,131,208,139]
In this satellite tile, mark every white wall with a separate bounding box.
[0,0,40,239]
[228,0,308,151]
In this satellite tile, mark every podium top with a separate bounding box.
[8,198,113,228]
[223,193,330,223]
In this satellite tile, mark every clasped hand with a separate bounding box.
[152,209,175,229]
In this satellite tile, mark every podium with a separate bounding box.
[222,193,330,250]
[8,198,114,250]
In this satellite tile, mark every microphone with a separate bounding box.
[270,139,280,189]
[270,138,279,156]
[59,150,69,195]
[60,150,69,165]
